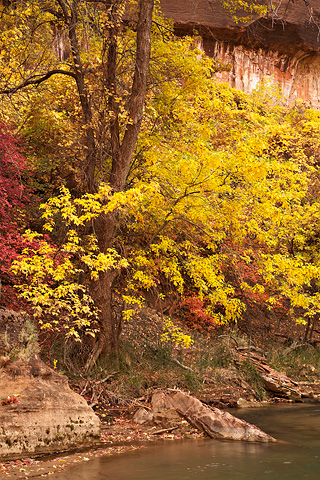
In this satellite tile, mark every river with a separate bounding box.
[44,403,320,480]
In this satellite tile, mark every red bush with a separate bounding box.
[0,123,37,308]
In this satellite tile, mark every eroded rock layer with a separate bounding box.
[152,390,276,442]
[160,0,320,107]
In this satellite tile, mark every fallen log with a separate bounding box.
[237,352,302,399]
[152,391,276,442]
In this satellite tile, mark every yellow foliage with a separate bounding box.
[161,318,193,349]
[6,1,320,335]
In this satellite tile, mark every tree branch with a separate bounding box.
[56,0,70,21]
[0,70,76,95]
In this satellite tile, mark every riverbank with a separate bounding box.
[3,309,320,478]
[0,416,204,479]
[18,404,320,480]
[2,389,320,479]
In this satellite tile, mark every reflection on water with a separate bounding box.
[47,404,320,480]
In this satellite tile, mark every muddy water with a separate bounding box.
[49,404,320,480]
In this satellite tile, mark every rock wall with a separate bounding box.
[159,0,320,108]
[212,44,320,109]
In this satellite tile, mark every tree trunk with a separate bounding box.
[87,211,119,366]
[86,0,155,362]
[86,269,119,369]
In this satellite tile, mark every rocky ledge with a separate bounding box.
[0,309,100,460]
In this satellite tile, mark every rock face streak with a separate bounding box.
[160,0,320,108]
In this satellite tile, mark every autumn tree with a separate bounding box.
[5,0,320,362]
[0,0,155,359]
[17,65,320,347]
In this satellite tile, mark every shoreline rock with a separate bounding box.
[0,355,101,460]
[150,390,276,442]
[0,309,100,460]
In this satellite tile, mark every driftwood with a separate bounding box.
[152,391,276,442]
[238,351,301,399]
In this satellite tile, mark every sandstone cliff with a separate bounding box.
[160,0,320,108]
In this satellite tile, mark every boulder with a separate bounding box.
[237,351,302,400]
[0,309,100,460]
[151,391,181,428]
[152,390,276,442]
[132,408,154,425]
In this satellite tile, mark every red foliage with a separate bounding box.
[0,123,37,308]
[222,239,290,339]
[179,295,217,331]
[1,396,19,406]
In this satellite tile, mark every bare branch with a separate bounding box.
[56,0,70,21]
[171,357,194,372]
[0,69,76,95]
[266,0,320,40]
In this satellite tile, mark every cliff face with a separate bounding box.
[159,0,320,108]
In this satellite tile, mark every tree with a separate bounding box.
[0,0,155,359]
[4,0,320,362]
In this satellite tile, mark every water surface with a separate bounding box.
[49,404,320,480]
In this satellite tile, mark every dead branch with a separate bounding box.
[218,334,239,348]
[131,401,152,411]
[151,426,179,435]
[95,372,119,384]
[236,345,266,357]
[171,358,193,372]
[283,342,315,354]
